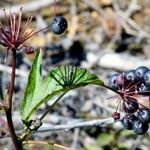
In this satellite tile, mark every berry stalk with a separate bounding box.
[5,50,23,150]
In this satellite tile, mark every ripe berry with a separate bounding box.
[135,66,149,79]
[123,98,139,113]
[108,74,119,90]
[138,84,150,92]
[50,16,68,35]
[144,70,150,87]
[122,114,137,130]
[125,70,136,81]
[137,108,150,123]
[132,119,149,135]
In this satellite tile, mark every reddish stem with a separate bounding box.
[5,49,23,150]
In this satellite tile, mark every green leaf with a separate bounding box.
[20,50,104,121]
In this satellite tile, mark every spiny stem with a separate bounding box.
[5,49,23,150]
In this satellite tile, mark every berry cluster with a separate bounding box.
[109,66,150,135]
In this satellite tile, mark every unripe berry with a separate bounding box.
[25,46,34,54]
[112,112,120,121]
[116,73,125,86]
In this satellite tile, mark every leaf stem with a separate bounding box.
[102,84,122,96]
[5,50,23,150]
[40,92,67,120]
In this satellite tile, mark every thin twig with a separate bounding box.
[113,0,150,39]
[23,140,70,150]
[68,0,78,40]
[0,0,61,19]
[124,0,140,18]
[36,117,114,132]
[71,128,80,150]
[0,118,114,139]
[40,92,68,120]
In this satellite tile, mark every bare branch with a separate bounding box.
[113,0,150,39]
[0,0,61,19]
[34,117,114,133]
[0,118,114,139]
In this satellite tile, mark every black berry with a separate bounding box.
[135,66,149,79]
[144,70,150,87]
[122,114,137,130]
[50,16,68,35]
[123,98,139,113]
[132,119,149,135]
[137,108,150,123]
[138,84,150,92]
[107,65,150,136]
[109,74,119,90]
[125,70,136,81]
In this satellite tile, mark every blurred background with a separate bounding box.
[0,0,150,149]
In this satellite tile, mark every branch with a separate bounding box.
[34,117,114,133]
[0,118,114,139]
[0,0,61,18]
[113,0,150,39]
[23,140,70,150]
[124,0,140,18]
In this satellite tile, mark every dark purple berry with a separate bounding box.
[144,70,150,87]
[132,119,149,135]
[116,73,126,86]
[125,70,136,81]
[50,16,68,35]
[123,98,139,113]
[122,114,137,130]
[137,108,150,123]
[112,112,120,121]
[109,74,119,90]
[135,66,149,79]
